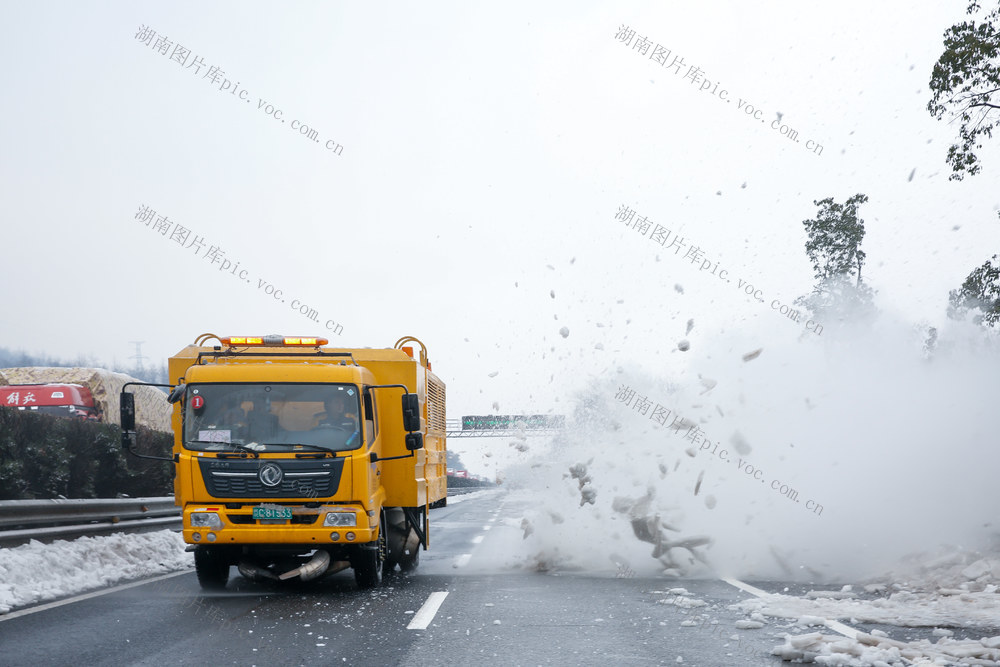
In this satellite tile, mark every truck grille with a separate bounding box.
[198,458,344,500]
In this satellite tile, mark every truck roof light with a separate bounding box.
[221,336,328,347]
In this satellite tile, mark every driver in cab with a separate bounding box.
[317,393,358,432]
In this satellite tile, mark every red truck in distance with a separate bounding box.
[0,384,101,421]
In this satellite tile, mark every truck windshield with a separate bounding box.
[183,383,362,453]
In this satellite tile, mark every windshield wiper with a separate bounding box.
[271,443,338,458]
[187,440,261,458]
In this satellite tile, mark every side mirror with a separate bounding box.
[401,393,421,432]
[405,432,424,451]
[120,392,136,432]
[167,383,186,404]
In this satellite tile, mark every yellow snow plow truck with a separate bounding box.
[119,334,446,590]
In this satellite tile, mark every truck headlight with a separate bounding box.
[323,511,357,527]
[190,512,223,529]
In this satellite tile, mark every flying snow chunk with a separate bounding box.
[559,326,570,338]
[677,340,690,351]
[742,348,763,362]
[686,319,694,335]
[488,371,499,378]
[550,290,555,299]
[704,495,717,509]
[674,284,684,294]
[908,167,916,182]
[730,431,752,455]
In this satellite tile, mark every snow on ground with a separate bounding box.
[726,544,1000,665]
[443,488,502,506]
[642,556,1000,666]
[0,530,190,614]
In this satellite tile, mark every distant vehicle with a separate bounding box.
[0,383,101,421]
[0,367,172,431]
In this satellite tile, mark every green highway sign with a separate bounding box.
[461,415,565,430]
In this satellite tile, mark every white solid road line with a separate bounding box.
[472,535,484,544]
[0,569,193,623]
[407,591,449,630]
[453,553,472,568]
[482,525,491,531]
[721,576,859,639]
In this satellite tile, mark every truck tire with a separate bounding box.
[194,546,230,590]
[353,528,385,589]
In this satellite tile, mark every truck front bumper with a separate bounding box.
[182,503,376,546]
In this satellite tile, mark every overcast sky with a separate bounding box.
[2,1,998,431]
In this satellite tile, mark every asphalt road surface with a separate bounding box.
[1,492,987,666]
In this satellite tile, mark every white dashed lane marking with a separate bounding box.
[407,591,449,630]
[721,577,859,639]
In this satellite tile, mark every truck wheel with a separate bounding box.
[353,529,385,589]
[194,547,230,590]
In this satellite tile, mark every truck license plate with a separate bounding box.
[253,506,292,520]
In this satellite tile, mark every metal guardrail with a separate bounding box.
[0,486,492,547]
[0,497,181,547]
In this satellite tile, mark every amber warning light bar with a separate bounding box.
[221,335,328,347]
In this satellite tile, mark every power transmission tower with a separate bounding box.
[129,341,148,373]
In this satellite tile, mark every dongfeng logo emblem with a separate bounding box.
[258,463,284,487]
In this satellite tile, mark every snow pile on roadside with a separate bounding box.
[444,488,502,506]
[0,530,190,614]
[733,543,1000,628]
[735,583,1000,632]
[725,544,1000,665]
[771,630,1000,666]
